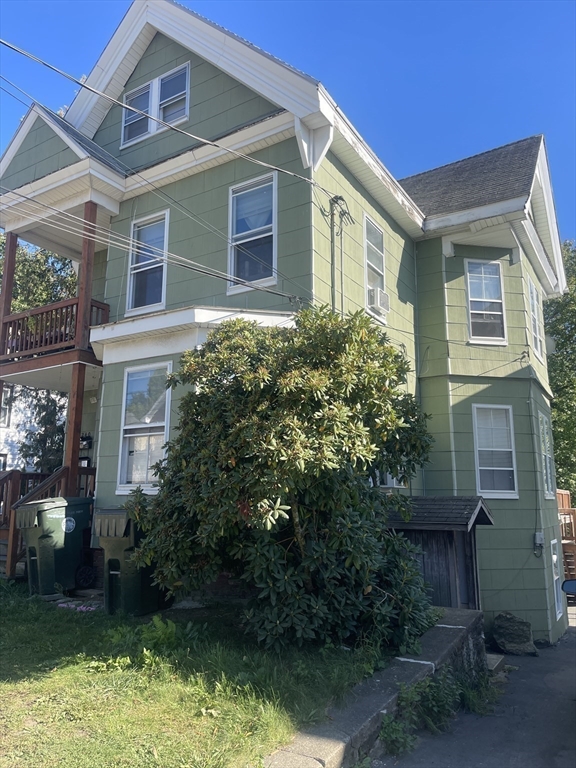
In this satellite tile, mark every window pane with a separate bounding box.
[133,220,165,265]
[366,220,383,252]
[125,432,164,484]
[161,97,186,123]
[233,184,273,236]
[480,468,515,491]
[471,313,505,339]
[124,368,168,427]
[234,235,273,281]
[160,69,187,103]
[478,450,514,468]
[131,265,163,307]
[367,264,384,291]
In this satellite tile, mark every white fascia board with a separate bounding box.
[531,141,566,294]
[511,219,559,297]
[66,0,325,137]
[422,196,528,235]
[123,112,295,196]
[90,305,294,362]
[329,109,425,236]
[0,159,124,231]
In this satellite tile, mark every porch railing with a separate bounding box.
[0,298,109,362]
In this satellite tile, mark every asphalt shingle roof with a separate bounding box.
[399,136,542,217]
[387,496,494,530]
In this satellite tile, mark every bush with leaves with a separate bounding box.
[128,307,434,650]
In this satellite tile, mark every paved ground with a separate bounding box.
[373,610,576,768]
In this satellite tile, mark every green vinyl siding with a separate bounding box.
[0,117,79,191]
[313,151,418,392]
[101,138,311,319]
[92,33,281,172]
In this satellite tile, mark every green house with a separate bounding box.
[0,0,567,642]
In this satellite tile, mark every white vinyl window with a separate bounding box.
[529,279,544,360]
[551,540,564,620]
[0,384,13,428]
[466,261,506,342]
[365,217,385,298]
[472,405,518,498]
[539,412,555,498]
[374,471,404,488]
[127,211,169,313]
[122,64,189,147]
[228,174,276,293]
[118,363,171,491]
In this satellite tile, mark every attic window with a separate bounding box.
[121,64,189,148]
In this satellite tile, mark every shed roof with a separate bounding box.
[399,136,542,217]
[388,496,494,532]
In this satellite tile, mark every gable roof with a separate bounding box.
[398,136,542,217]
[387,496,494,532]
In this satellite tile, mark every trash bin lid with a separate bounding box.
[94,510,130,538]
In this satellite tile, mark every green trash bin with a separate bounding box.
[94,509,170,616]
[16,497,93,596]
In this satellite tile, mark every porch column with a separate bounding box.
[0,231,18,407]
[76,201,97,350]
[64,362,86,496]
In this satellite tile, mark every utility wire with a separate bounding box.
[0,81,314,303]
[0,185,301,302]
[0,38,334,199]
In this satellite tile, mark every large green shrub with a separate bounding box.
[129,308,434,649]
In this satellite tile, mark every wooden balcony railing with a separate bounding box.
[0,298,109,362]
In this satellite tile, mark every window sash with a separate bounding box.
[539,413,555,496]
[128,215,167,311]
[365,218,385,303]
[229,177,275,287]
[473,406,517,495]
[119,365,170,488]
[467,261,505,340]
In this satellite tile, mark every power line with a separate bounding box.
[0,185,302,302]
[0,38,334,199]
[0,81,315,303]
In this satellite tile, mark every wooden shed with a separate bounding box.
[388,496,494,610]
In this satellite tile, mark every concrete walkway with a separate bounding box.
[373,620,576,768]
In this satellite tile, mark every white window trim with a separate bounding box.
[364,213,387,325]
[116,361,172,495]
[465,259,508,346]
[227,172,277,295]
[538,411,556,499]
[551,539,564,620]
[472,404,518,499]
[120,63,190,149]
[529,278,544,362]
[125,209,170,317]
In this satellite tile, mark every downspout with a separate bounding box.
[330,197,337,312]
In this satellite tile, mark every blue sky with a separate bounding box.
[1,0,574,238]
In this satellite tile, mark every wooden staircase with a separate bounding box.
[0,466,95,578]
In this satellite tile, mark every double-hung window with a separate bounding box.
[118,364,171,491]
[472,405,517,497]
[466,261,506,342]
[127,211,168,313]
[529,279,544,360]
[365,217,385,304]
[539,412,555,497]
[228,174,276,292]
[0,385,13,428]
[122,64,189,147]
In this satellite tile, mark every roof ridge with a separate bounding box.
[399,134,543,183]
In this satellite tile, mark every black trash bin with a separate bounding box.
[16,497,93,595]
[94,509,170,616]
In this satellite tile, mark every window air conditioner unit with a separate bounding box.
[368,287,390,314]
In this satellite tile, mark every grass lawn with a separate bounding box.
[0,581,390,768]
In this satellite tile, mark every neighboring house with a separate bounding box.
[0,0,567,642]
[0,385,36,471]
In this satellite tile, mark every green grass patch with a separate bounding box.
[0,581,390,768]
